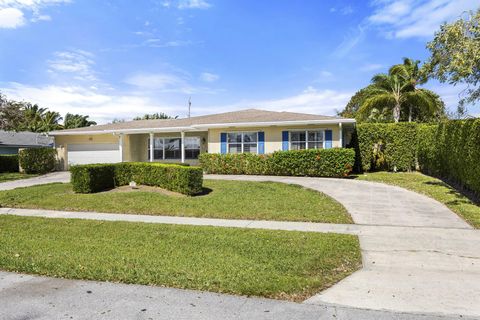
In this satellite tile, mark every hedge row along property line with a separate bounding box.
[0,155,19,173]
[19,148,57,174]
[354,119,480,197]
[70,162,204,195]
[199,148,355,178]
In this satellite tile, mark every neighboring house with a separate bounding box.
[49,109,356,170]
[0,131,54,154]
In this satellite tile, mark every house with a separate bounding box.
[0,130,54,154]
[49,109,356,170]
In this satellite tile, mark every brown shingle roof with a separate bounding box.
[50,109,352,134]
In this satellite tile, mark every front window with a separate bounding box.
[227,132,257,154]
[290,130,324,150]
[185,137,201,159]
[148,136,201,160]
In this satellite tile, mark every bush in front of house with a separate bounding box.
[199,148,355,178]
[70,163,116,193]
[0,154,19,173]
[18,148,56,174]
[70,162,203,195]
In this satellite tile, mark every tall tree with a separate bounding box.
[64,113,97,129]
[133,112,177,120]
[0,93,24,131]
[22,103,47,132]
[422,9,480,115]
[41,111,63,132]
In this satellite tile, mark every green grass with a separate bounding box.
[0,172,37,183]
[0,215,361,301]
[0,180,352,223]
[356,171,480,228]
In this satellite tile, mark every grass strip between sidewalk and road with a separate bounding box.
[0,173,38,183]
[0,215,361,301]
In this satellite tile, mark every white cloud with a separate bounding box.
[125,72,217,94]
[177,0,211,9]
[143,39,193,48]
[0,7,25,28]
[200,72,219,82]
[2,82,184,124]
[369,0,479,39]
[206,87,352,116]
[48,50,97,82]
[0,0,70,28]
[320,70,333,78]
[334,25,366,57]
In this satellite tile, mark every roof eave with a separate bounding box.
[49,118,356,135]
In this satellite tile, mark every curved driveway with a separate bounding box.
[206,175,480,317]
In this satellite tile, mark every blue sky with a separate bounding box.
[0,0,478,123]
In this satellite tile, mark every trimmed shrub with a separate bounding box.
[70,162,203,195]
[0,154,19,173]
[417,119,480,196]
[18,148,56,174]
[355,123,417,172]
[70,164,116,193]
[199,148,355,178]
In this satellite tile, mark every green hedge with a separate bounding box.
[355,123,418,172]
[18,148,56,174]
[70,162,203,195]
[0,154,19,173]
[199,149,355,178]
[417,119,480,196]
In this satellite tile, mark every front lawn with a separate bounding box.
[0,215,361,301]
[0,180,352,223]
[356,172,480,228]
[0,173,37,183]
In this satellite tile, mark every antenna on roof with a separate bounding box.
[188,96,192,118]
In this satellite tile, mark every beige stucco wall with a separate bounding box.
[207,124,343,154]
[54,133,120,170]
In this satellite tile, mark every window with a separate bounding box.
[290,130,324,150]
[185,137,201,159]
[148,136,201,160]
[227,132,257,154]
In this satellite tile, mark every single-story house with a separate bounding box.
[0,130,54,154]
[49,109,356,170]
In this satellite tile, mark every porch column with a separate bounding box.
[119,134,124,162]
[149,133,154,162]
[181,131,185,163]
[339,123,343,148]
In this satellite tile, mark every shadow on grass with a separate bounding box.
[424,179,480,206]
[194,187,213,197]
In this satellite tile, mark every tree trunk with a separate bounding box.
[393,103,401,122]
[408,105,412,122]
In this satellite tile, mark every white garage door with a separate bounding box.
[67,143,121,165]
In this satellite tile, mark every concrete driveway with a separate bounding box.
[0,172,479,318]
[0,171,70,190]
[207,175,480,317]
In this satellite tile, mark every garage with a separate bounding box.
[67,143,121,165]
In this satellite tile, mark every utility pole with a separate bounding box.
[188,97,191,118]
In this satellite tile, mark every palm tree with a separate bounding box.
[64,113,97,129]
[40,111,63,132]
[359,67,442,123]
[23,103,47,132]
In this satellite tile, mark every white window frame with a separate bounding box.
[148,136,201,160]
[226,131,258,154]
[289,129,325,150]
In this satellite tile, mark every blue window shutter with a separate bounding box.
[325,130,333,149]
[220,133,227,154]
[258,131,265,154]
[282,131,289,151]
